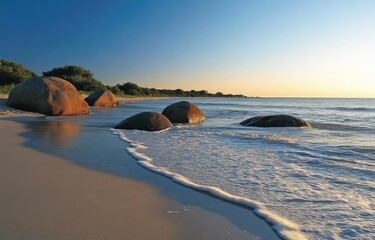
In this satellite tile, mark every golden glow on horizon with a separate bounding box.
[103,13,375,99]
[108,32,375,98]
[133,68,375,98]
[128,40,375,98]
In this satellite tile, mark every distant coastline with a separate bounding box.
[106,82,248,98]
[0,60,247,98]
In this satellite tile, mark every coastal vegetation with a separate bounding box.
[0,84,15,94]
[110,82,246,98]
[42,65,105,92]
[0,59,36,93]
[0,59,246,98]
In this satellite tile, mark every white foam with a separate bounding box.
[111,128,308,240]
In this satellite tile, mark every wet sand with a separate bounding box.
[0,96,280,240]
[0,118,183,240]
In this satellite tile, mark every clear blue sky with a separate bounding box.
[1,0,374,97]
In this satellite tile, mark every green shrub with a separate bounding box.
[43,65,104,91]
[118,82,141,95]
[107,85,121,94]
[0,84,15,94]
[107,85,126,97]
[114,82,246,97]
[0,59,36,85]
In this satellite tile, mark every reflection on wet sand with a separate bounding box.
[26,120,80,148]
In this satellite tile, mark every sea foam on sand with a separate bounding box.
[113,129,308,240]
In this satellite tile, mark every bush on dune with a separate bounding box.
[106,85,126,97]
[0,59,36,86]
[118,82,141,95]
[0,84,16,94]
[43,65,104,92]
[115,81,246,97]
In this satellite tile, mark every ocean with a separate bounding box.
[60,98,375,240]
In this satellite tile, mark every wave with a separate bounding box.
[329,107,375,112]
[189,124,303,145]
[234,133,299,145]
[339,146,375,157]
[310,121,371,131]
[112,129,309,240]
[207,109,250,118]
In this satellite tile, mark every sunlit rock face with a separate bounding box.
[85,89,118,107]
[162,101,205,124]
[115,112,173,131]
[7,76,90,116]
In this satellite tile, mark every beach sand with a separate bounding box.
[0,95,280,240]
[0,118,182,240]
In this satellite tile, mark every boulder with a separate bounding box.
[162,101,205,124]
[240,114,311,128]
[85,89,117,107]
[115,112,172,131]
[7,76,90,116]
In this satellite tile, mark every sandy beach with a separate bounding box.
[0,95,279,240]
[0,118,182,240]
[3,1,373,238]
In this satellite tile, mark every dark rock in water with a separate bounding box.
[240,114,311,128]
[85,89,117,107]
[7,76,90,116]
[115,112,172,131]
[162,101,205,124]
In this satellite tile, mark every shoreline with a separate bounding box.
[0,96,280,239]
[0,118,182,240]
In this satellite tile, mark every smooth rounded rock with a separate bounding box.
[85,89,117,107]
[240,114,311,128]
[162,101,205,124]
[115,112,172,131]
[7,76,90,116]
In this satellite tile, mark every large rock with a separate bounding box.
[115,112,172,131]
[162,101,205,124]
[85,89,117,107]
[7,76,90,116]
[240,114,311,128]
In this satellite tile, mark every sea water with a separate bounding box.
[66,98,375,240]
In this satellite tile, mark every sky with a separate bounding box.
[1,0,374,97]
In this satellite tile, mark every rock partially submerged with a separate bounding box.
[115,112,172,131]
[240,114,311,128]
[85,89,117,107]
[162,101,205,124]
[7,76,90,116]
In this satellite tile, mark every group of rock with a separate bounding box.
[6,76,311,130]
[7,76,116,115]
